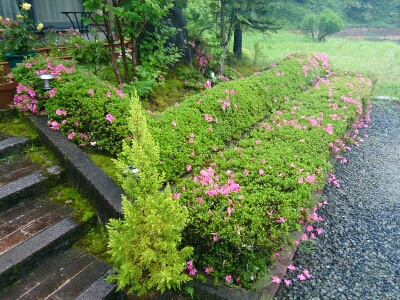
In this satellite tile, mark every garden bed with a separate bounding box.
[8,52,373,297]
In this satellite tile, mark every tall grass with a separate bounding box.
[242,31,400,98]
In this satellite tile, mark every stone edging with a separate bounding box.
[29,116,123,224]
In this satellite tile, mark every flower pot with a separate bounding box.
[0,80,18,109]
[0,62,11,76]
[4,52,37,69]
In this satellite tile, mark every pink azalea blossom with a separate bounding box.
[297,274,306,281]
[272,276,281,283]
[288,264,296,271]
[67,132,76,140]
[303,269,311,279]
[186,165,192,171]
[172,121,177,126]
[259,169,264,175]
[301,233,308,241]
[284,279,292,286]
[88,89,94,95]
[106,113,115,124]
[225,275,232,283]
[173,193,181,199]
[276,217,285,223]
[205,266,214,274]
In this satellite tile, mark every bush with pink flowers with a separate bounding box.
[148,52,332,182]
[176,70,372,287]
[11,56,130,153]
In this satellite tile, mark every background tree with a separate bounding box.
[84,0,181,93]
[300,8,344,42]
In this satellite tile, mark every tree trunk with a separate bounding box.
[131,36,139,81]
[218,0,227,76]
[115,16,129,83]
[233,23,242,61]
[104,17,123,84]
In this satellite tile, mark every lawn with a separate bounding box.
[242,30,400,98]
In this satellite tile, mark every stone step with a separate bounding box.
[0,194,89,291]
[0,133,33,159]
[0,248,118,300]
[0,155,64,212]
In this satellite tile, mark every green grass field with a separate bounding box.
[242,30,400,98]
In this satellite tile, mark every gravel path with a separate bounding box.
[274,99,400,300]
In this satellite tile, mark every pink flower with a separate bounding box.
[227,207,232,216]
[68,132,76,140]
[316,228,323,235]
[225,275,232,283]
[106,91,111,97]
[274,252,281,259]
[25,62,32,68]
[288,264,296,271]
[306,225,314,232]
[255,140,261,145]
[172,121,177,126]
[294,240,300,245]
[271,276,281,283]
[205,266,214,275]
[55,109,67,116]
[258,169,264,175]
[105,113,115,124]
[303,269,311,279]
[243,169,249,176]
[186,165,192,171]
[284,279,292,286]
[298,177,304,183]
[88,89,94,95]
[276,217,285,223]
[301,233,308,241]
[173,193,181,199]
[49,121,60,130]
[297,274,306,281]
[269,210,274,216]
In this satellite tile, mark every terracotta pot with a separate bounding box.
[0,80,18,109]
[0,62,11,76]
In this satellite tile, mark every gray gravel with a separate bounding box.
[274,99,400,300]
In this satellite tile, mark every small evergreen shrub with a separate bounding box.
[108,92,193,296]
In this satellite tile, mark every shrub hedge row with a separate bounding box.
[177,71,372,287]
[148,53,331,182]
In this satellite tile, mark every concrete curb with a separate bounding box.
[29,116,124,224]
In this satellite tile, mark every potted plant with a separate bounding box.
[0,3,43,68]
[0,49,11,76]
[0,65,17,109]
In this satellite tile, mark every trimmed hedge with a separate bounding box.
[177,71,372,287]
[148,53,332,182]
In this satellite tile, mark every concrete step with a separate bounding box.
[0,248,118,300]
[0,133,33,159]
[0,155,63,212]
[0,194,89,291]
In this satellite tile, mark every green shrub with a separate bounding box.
[12,56,130,154]
[177,71,372,287]
[148,52,331,182]
[108,92,192,296]
[300,9,344,42]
